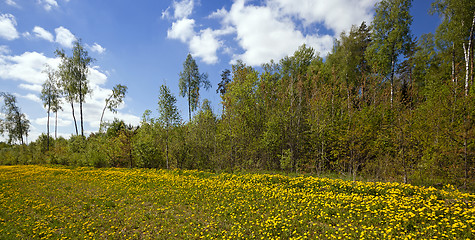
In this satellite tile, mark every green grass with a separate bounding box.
[0,165,474,239]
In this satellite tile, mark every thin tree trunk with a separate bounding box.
[452,43,457,123]
[47,106,50,151]
[71,101,78,136]
[464,132,468,188]
[463,12,475,97]
[166,126,169,169]
[16,112,24,145]
[100,98,110,132]
[79,80,84,137]
[55,111,58,139]
[188,87,191,122]
[390,56,395,107]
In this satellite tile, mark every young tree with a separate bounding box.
[158,84,181,169]
[367,0,413,105]
[179,53,211,121]
[40,64,61,150]
[0,92,30,145]
[100,84,128,131]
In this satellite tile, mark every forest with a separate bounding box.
[1,0,475,191]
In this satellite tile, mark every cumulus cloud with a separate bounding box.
[167,18,195,42]
[55,26,76,48]
[173,0,194,19]
[33,26,54,42]
[164,0,378,66]
[163,0,194,19]
[0,13,19,40]
[189,28,227,64]
[89,43,106,54]
[0,51,60,84]
[165,0,225,64]
[270,0,377,35]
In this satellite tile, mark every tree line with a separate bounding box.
[1,0,474,190]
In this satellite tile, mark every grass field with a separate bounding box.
[0,165,474,239]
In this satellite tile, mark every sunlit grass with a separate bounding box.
[0,165,474,239]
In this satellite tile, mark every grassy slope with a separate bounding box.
[0,165,474,239]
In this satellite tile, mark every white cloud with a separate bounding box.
[164,0,378,66]
[270,0,378,35]
[165,1,226,64]
[89,43,106,54]
[167,18,195,42]
[55,26,76,48]
[189,28,222,64]
[223,0,311,65]
[5,0,19,7]
[88,66,108,86]
[0,13,19,40]
[19,83,43,92]
[0,51,60,84]
[38,0,58,11]
[33,26,54,42]
[173,0,194,19]
[34,116,71,127]
[22,93,42,103]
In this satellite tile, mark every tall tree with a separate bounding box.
[56,48,78,135]
[158,84,181,169]
[56,40,94,136]
[40,64,61,150]
[0,92,30,145]
[367,0,413,105]
[72,40,93,137]
[432,0,475,96]
[179,53,211,121]
[100,84,128,131]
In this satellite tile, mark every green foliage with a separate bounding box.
[179,53,211,121]
[2,2,475,192]
[100,84,128,131]
[0,92,30,145]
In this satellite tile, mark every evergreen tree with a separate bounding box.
[179,54,211,121]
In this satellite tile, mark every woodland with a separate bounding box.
[1,0,475,191]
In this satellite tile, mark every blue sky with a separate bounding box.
[0,0,439,142]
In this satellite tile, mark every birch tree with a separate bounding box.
[367,0,413,105]
[55,40,93,136]
[100,84,128,131]
[0,92,30,145]
[432,0,475,96]
[40,64,61,150]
